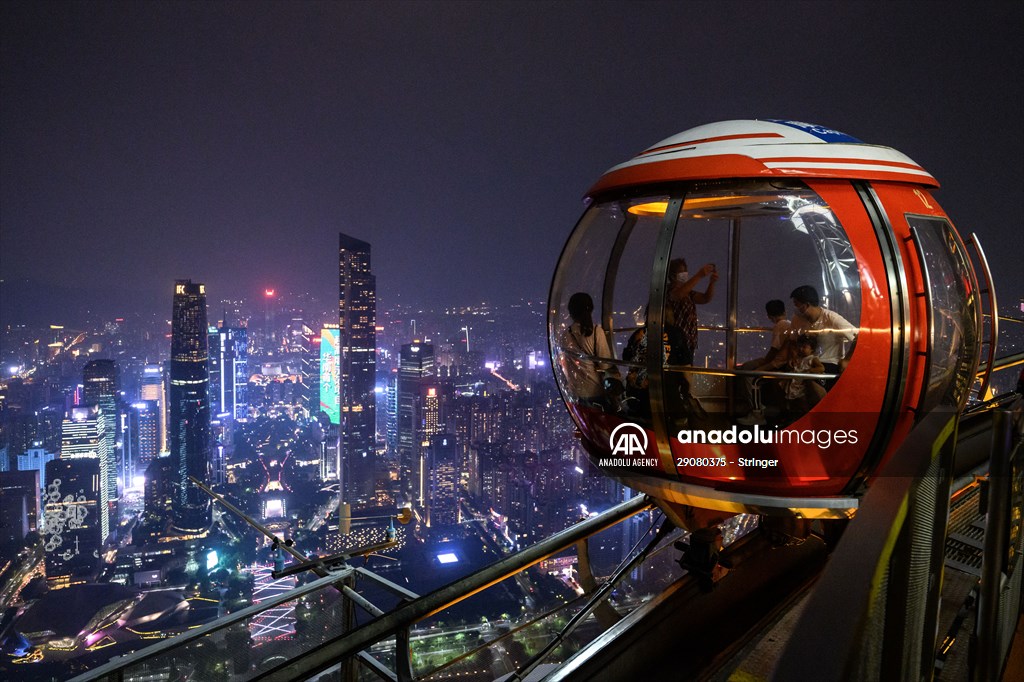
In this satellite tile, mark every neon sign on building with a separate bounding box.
[320,327,340,425]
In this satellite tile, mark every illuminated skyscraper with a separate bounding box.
[83,359,118,524]
[262,288,278,352]
[339,234,376,502]
[385,371,398,454]
[44,456,102,587]
[428,433,460,527]
[17,447,56,489]
[320,325,341,481]
[301,332,321,418]
[208,325,248,420]
[169,280,211,535]
[128,401,159,471]
[140,364,168,453]
[61,405,110,541]
[141,457,174,542]
[397,342,438,506]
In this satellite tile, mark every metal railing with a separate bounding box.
[70,567,356,682]
[775,400,1024,680]
[66,494,654,682]
[975,401,1024,681]
[773,407,959,680]
[256,493,654,681]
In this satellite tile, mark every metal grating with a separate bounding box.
[854,558,890,682]
[911,465,936,674]
[946,486,985,576]
[947,485,981,535]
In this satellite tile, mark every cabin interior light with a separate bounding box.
[627,195,759,216]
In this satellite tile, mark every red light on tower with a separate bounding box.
[264,289,276,298]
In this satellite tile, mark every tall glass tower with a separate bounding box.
[339,234,377,503]
[398,342,437,506]
[60,404,110,541]
[428,433,460,527]
[83,359,118,526]
[208,326,248,420]
[43,457,103,587]
[140,364,168,453]
[169,279,211,534]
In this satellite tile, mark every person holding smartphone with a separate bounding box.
[665,258,718,365]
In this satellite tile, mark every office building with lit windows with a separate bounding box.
[208,325,248,421]
[83,359,119,524]
[0,470,39,548]
[60,405,110,541]
[43,457,103,587]
[300,330,321,418]
[397,342,440,506]
[428,433,460,527]
[169,279,211,535]
[141,364,168,453]
[129,401,160,471]
[339,233,377,502]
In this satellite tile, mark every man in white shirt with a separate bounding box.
[789,285,857,388]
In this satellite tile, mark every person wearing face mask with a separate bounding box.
[665,258,718,365]
[658,258,718,426]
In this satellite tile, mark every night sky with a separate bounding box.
[2,1,1021,321]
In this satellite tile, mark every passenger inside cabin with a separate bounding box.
[664,258,718,366]
[781,334,826,418]
[735,299,791,424]
[788,284,857,389]
[558,292,623,412]
[664,258,717,427]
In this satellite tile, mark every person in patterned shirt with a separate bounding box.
[665,258,718,365]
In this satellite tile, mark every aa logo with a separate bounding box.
[609,422,649,456]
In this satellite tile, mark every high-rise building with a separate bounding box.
[385,371,399,455]
[118,409,134,491]
[397,342,439,506]
[61,405,110,541]
[169,280,211,535]
[428,434,460,528]
[208,326,248,421]
[128,401,159,471]
[18,447,56,489]
[83,359,119,524]
[207,324,247,488]
[0,470,40,549]
[141,457,174,541]
[320,326,341,481]
[2,408,63,463]
[140,364,168,453]
[338,233,377,503]
[43,457,103,587]
[262,288,278,353]
[300,331,321,418]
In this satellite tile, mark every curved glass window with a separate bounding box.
[550,180,863,439]
[549,195,666,419]
[906,215,979,412]
[657,181,861,433]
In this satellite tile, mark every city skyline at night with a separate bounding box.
[1,3,1022,680]
[1,2,1021,324]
